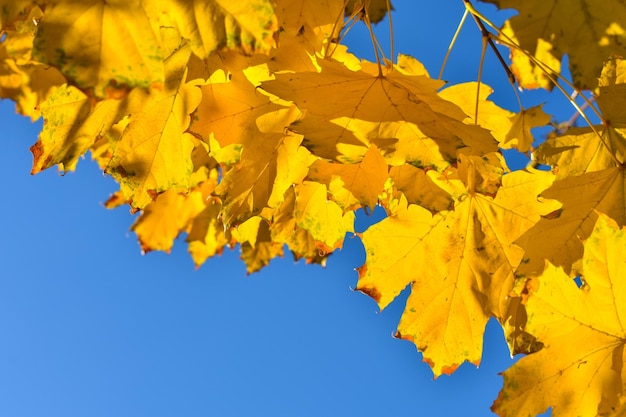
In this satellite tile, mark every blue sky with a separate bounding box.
[0,2,566,416]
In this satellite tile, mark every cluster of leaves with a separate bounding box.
[2,0,626,415]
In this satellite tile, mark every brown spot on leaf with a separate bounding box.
[356,283,381,302]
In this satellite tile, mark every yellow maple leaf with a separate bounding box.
[261,58,498,164]
[270,186,329,265]
[0,7,66,119]
[215,132,315,225]
[32,0,166,98]
[232,216,284,274]
[152,0,277,59]
[131,189,206,254]
[536,57,626,178]
[515,166,625,277]
[493,213,626,417]
[388,165,453,212]
[106,45,202,209]
[439,82,550,152]
[30,84,126,174]
[486,0,626,90]
[357,169,560,376]
[274,0,343,48]
[186,198,230,267]
[307,144,388,210]
[294,181,355,252]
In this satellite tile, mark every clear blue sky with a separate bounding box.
[0,2,566,416]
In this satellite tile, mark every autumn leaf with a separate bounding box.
[521,58,626,276]
[31,0,165,98]
[493,213,626,417]
[485,0,626,90]
[232,216,284,274]
[307,144,388,211]
[215,132,314,226]
[535,57,626,178]
[261,58,498,164]
[0,7,65,119]
[30,85,126,174]
[440,83,550,152]
[358,169,560,376]
[294,181,355,252]
[131,189,206,254]
[106,45,202,209]
[515,167,625,277]
[152,0,277,58]
[388,165,453,212]
[270,186,329,265]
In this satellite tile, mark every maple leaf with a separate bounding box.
[270,186,329,265]
[388,165,453,212]
[535,57,626,178]
[307,144,388,211]
[485,0,626,90]
[31,0,166,98]
[520,58,626,276]
[294,181,355,252]
[215,132,314,226]
[131,188,206,254]
[30,85,126,174]
[153,0,277,58]
[357,169,560,376]
[105,45,202,209]
[0,7,66,119]
[440,82,551,152]
[515,167,625,277]
[261,58,498,164]
[493,213,626,417]
[232,216,284,274]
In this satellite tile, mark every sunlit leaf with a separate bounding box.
[493,214,626,417]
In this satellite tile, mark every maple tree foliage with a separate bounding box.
[2,0,626,415]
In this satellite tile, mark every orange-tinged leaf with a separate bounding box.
[31,84,126,174]
[307,144,388,210]
[106,45,201,209]
[486,0,626,89]
[32,0,164,98]
[131,189,206,254]
[493,214,626,417]
[294,181,355,252]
